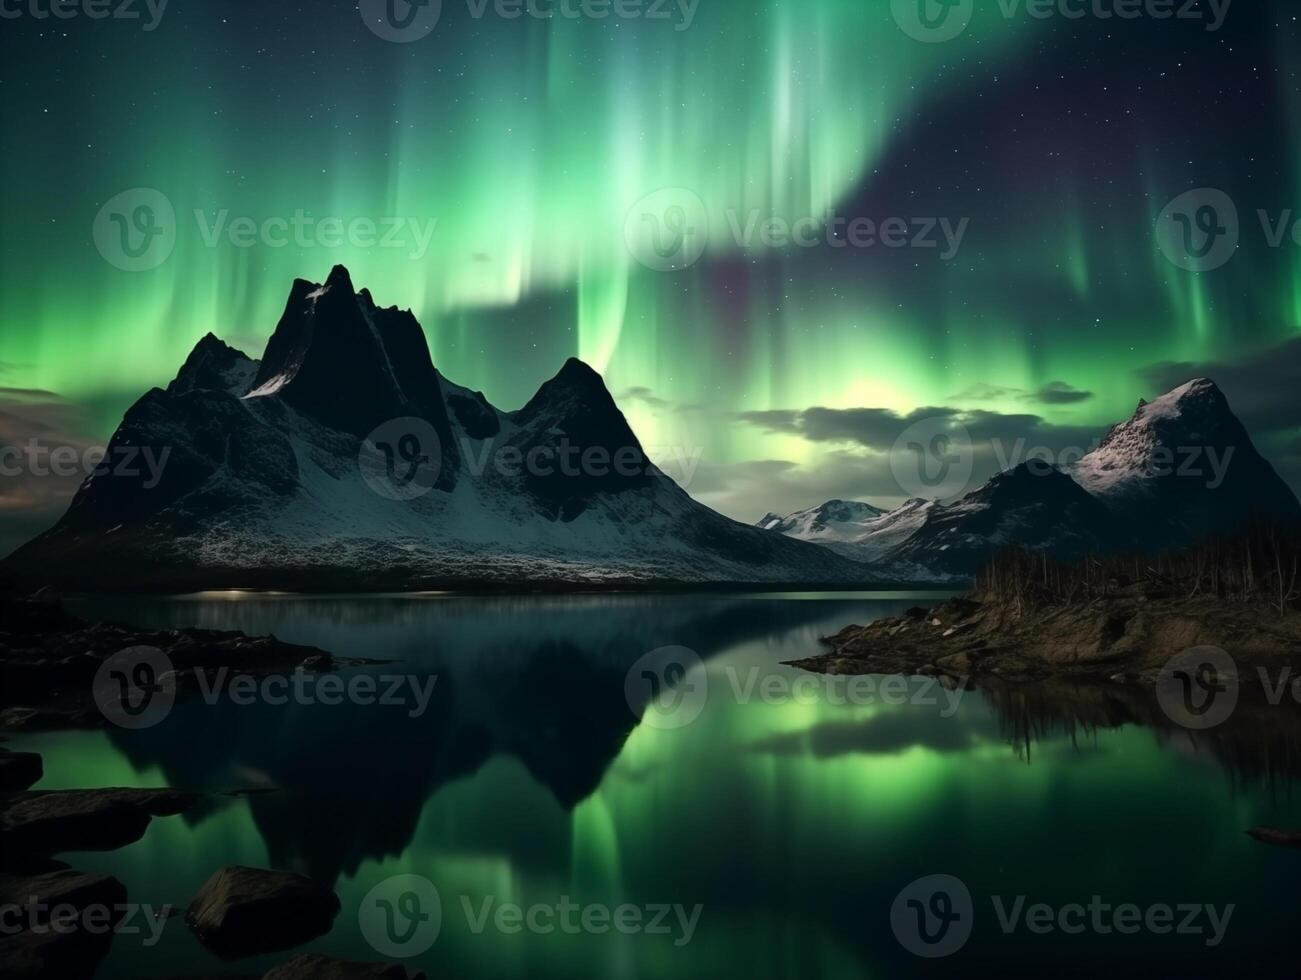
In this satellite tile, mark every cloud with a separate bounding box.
[0,388,101,558]
[738,403,1096,457]
[618,385,670,409]
[1029,381,1093,405]
[949,382,1020,403]
[949,381,1093,406]
[712,402,1112,521]
[619,385,715,416]
[689,454,902,522]
[718,353,1301,521]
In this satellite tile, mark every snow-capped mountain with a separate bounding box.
[3,266,878,592]
[756,498,932,565]
[1070,377,1300,547]
[888,463,1113,575]
[761,379,1300,577]
[757,499,888,538]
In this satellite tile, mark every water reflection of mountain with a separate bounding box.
[981,678,1301,790]
[100,595,917,884]
[749,672,1301,792]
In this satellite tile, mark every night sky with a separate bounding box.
[2,0,1301,554]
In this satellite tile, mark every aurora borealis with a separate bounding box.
[3,0,1301,552]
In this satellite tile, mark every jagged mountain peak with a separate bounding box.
[1075,377,1245,498]
[169,333,257,396]
[246,267,423,436]
[549,357,609,394]
[1,266,880,591]
[513,357,628,430]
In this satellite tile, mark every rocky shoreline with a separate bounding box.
[0,593,336,731]
[0,750,424,978]
[0,594,428,977]
[788,582,1301,688]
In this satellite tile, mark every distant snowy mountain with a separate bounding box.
[757,499,888,539]
[761,379,1300,577]
[756,498,934,566]
[3,266,880,592]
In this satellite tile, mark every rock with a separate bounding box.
[0,788,198,858]
[935,653,974,675]
[186,866,341,960]
[0,867,127,980]
[1246,826,1301,849]
[262,953,425,979]
[0,750,42,792]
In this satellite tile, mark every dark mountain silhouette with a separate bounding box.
[2,266,876,592]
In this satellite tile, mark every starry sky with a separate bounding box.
[2,0,1301,554]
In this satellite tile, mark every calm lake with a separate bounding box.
[11,593,1301,978]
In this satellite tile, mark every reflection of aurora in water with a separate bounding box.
[13,593,1301,978]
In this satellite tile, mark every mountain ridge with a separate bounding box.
[759,378,1300,576]
[2,267,887,593]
